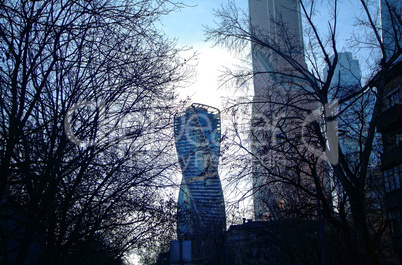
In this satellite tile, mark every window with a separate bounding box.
[388,208,402,235]
[194,150,206,171]
[387,89,401,107]
[384,164,402,193]
[391,132,402,148]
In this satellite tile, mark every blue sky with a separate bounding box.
[159,0,250,109]
[130,2,376,263]
[161,0,248,47]
[158,0,369,109]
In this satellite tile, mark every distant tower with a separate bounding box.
[248,0,306,220]
[326,52,361,93]
[323,52,361,211]
[174,103,226,240]
[325,52,361,155]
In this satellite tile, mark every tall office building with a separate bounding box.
[249,0,306,100]
[174,103,226,263]
[323,52,362,212]
[248,0,307,220]
[325,52,361,93]
[324,51,361,153]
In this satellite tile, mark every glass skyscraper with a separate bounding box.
[174,103,225,240]
[248,0,307,220]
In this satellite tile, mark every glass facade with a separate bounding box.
[249,0,307,220]
[174,104,226,239]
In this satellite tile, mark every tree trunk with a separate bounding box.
[349,190,380,265]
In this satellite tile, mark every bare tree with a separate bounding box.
[0,0,190,264]
[205,0,402,264]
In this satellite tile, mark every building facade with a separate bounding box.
[377,62,402,262]
[324,52,361,158]
[225,219,324,265]
[325,52,361,93]
[248,0,307,220]
[378,0,402,261]
[174,103,226,264]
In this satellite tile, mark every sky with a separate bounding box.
[127,1,378,263]
[159,0,250,109]
[156,0,369,198]
[158,0,374,112]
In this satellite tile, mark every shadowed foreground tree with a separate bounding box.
[205,0,401,264]
[0,0,190,264]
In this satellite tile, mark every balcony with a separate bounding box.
[377,104,402,132]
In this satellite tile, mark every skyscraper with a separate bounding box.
[323,52,362,212]
[324,51,361,154]
[248,0,307,220]
[325,52,361,92]
[174,103,226,239]
[249,0,306,98]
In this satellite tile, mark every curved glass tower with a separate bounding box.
[174,103,225,240]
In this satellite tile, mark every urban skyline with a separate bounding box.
[1,0,401,264]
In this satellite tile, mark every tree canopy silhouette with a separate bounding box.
[0,0,190,264]
[205,0,402,264]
